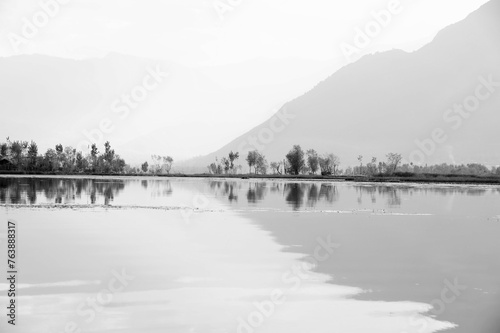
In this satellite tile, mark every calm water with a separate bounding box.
[0,176,499,333]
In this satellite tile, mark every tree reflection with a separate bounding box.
[224,182,238,202]
[247,183,267,203]
[1,178,494,210]
[0,178,125,205]
[146,180,173,198]
[307,184,319,207]
[356,185,401,207]
[319,184,339,203]
[209,181,240,202]
[285,183,305,210]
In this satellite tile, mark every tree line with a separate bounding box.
[206,145,345,176]
[1,138,498,177]
[140,155,174,175]
[0,138,177,175]
[207,145,500,177]
[0,138,126,173]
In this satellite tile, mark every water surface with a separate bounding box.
[0,176,499,333]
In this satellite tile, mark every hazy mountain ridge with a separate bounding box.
[181,0,500,172]
[0,53,164,149]
[0,52,335,165]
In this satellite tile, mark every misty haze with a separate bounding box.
[0,1,499,333]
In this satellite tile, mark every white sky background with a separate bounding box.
[0,0,490,163]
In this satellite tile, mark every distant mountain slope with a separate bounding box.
[0,53,162,150]
[185,0,500,171]
[0,52,334,165]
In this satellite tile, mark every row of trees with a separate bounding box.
[140,155,174,175]
[0,139,126,173]
[2,137,498,177]
[353,153,403,176]
[286,146,341,175]
[352,154,500,176]
[207,151,245,175]
[207,145,342,176]
[207,146,500,177]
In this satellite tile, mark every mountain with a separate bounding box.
[184,0,500,171]
[0,52,333,165]
[0,53,166,153]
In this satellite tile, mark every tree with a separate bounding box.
[151,155,161,174]
[141,161,149,173]
[104,141,115,164]
[357,155,364,174]
[319,156,330,175]
[90,144,99,171]
[0,139,128,174]
[0,143,8,157]
[151,155,173,174]
[44,148,59,171]
[27,141,38,170]
[286,145,305,175]
[386,153,402,174]
[306,149,319,174]
[246,150,259,174]
[378,161,384,174]
[318,153,340,175]
[221,157,230,174]
[331,154,340,175]
[255,153,268,175]
[10,141,27,169]
[76,152,87,172]
[162,156,174,174]
[207,162,218,174]
[111,156,126,173]
[228,151,240,173]
[270,161,282,175]
[366,157,377,175]
[63,146,76,172]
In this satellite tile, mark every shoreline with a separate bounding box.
[1,172,500,185]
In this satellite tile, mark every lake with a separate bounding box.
[0,176,499,333]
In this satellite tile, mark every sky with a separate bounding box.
[0,0,491,163]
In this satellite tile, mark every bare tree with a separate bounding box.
[270,161,282,175]
[386,153,402,174]
[357,155,364,175]
[162,156,174,174]
[319,153,340,175]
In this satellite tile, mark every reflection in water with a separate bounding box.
[356,186,402,207]
[224,182,238,202]
[0,177,495,211]
[285,183,305,210]
[210,181,241,203]
[354,184,490,208]
[285,183,339,210]
[319,184,339,204]
[149,180,173,198]
[208,181,341,210]
[3,177,499,333]
[0,178,125,205]
[0,178,179,206]
[247,183,267,203]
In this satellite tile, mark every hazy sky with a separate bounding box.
[0,0,490,162]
